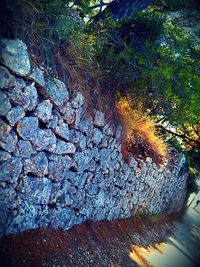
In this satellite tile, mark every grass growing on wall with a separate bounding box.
[117,96,168,164]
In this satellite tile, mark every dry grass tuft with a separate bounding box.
[117,96,168,164]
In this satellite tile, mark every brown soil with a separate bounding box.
[0,214,181,267]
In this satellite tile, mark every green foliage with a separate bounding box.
[94,9,200,129]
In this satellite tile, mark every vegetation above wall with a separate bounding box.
[1,0,199,171]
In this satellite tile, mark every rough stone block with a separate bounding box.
[0,90,11,116]
[35,100,53,123]
[44,77,69,106]
[17,116,39,141]
[0,157,22,186]
[8,83,38,111]
[0,66,16,88]
[71,91,84,109]
[28,67,45,87]
[24,152,48,177]
[23,176,51,204]
[94,111,105,127]
[16,140,33,158]
[48,155,72,181]
[0,38,31,76]
[6,106,25,126]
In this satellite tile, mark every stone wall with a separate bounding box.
[0,39,188,238]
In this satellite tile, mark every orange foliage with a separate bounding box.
[117,96,168,164]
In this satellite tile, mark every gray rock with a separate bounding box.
[74,152,90,171]
[115,125,123,140]
[34,129,56,151]
[65,171,87,189]
[23,175,51,204]
[0,91,11,116]
[0,38,31,76]
[87,182,99,195]
[6,106,25,126]
[94,111,105,127]
[44,77,69,106]
[69,129,86,151]
[103,123,115,136]
[49,182,62,204]
[0,183,19,211]
[74,107,93,135]
[0,120,18,152]
[48,139,76,155]
[0,66,16,88]
[28,67,45,87]
[0,210,7,237]
[54,122,69,141]
[48,155,72,181]
[0,157,22,185]
[0,131,18,153]
[99,148,111,169]
[6,200,39,235]
[24,152,48,177]
[8,83,38,111]
[49,206,74,229]
[58,102,76,125]
[0,150,11,161]
[17,116,39,141]
[95,191,105,207]
[17,140,33,158]
[71,91,84,109]
[35,100,52,123]
[92,127,103,145]
[61,193,74,206]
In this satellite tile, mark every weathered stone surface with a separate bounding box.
[17,116,39,141]
[48,139,76,155]
[92,127,103,145]
[54,122,69,141]
[71,91,84,109]
[48,155,72,181]
[65,171,87,189]
[24,152,48,177]
[6,201,39,235]
[74,107,93,135]
[69,129,86,151]
[0,90,11,116]
[0,120,18,152]
[7,83,38,111]
[0,131,18,153]
[103,123,115,136]
[58,102,76,125]
[0,43,189,237]
[0,157,22,185]
[44,77,69,106]
[74,152,91,171]
[28,67,45,87]
[94,111,105,127]
[6,106,25,126]
[35,100,52,123]
[0,66,16,88]
[0,150,11,161]
[99,148,111,169]
[23,176,51,204]
[49,206,75,229]
[16,140,33,158]
[0,38,31,76]
[34,129,56,151]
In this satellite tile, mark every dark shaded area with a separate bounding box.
[0,213,186,267]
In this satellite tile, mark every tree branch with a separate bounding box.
[88,2,109,10]
[159,125,200,145]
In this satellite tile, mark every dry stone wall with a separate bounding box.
[0,39,188,238]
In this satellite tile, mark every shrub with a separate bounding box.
[117,96,168,164]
